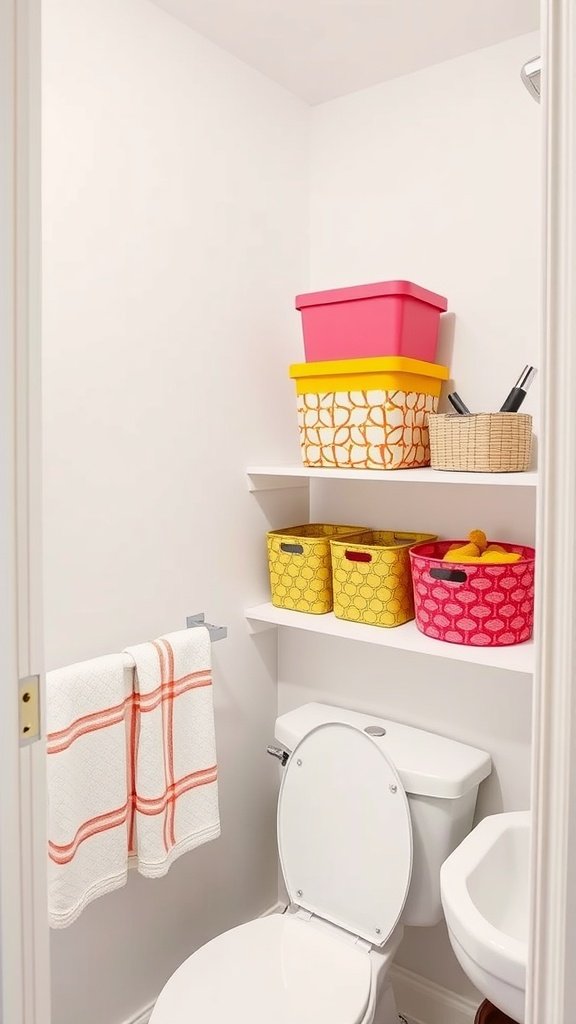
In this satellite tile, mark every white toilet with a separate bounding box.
[150,702,491,1024]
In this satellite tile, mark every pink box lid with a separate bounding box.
[295,280,448,312]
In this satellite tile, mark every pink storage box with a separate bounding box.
[409,540,535,647]
[295,280,448,363]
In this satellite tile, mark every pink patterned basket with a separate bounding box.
[409,541,535,647]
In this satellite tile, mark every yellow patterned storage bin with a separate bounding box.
[331,530,437,627]
[267,524,368,614]
[290,356,449,470]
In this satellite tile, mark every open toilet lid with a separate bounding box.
[278,722,413,947]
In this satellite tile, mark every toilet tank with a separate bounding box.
[275,703,491,928]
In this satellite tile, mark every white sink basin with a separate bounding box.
[440,811,529,1023]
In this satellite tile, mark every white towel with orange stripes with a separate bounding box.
[47,653,133,928]
[124,627,220,878]
[47,628,220,927]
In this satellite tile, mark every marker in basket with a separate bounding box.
[499,366,537,412]
[447,392,471,415]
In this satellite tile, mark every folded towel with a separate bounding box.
[47,654,134,928]
[124,627,220,878]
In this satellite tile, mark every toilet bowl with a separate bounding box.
[151,912,402,1024]
[150,703,491,1024]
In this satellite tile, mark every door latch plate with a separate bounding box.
[19,675,40,746]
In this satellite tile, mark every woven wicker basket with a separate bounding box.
[428,413,532,473]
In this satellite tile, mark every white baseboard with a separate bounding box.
[261,899,287,916]
[390,964,478,1024]
[121,1006,154,1024]
[120,906,479,1024]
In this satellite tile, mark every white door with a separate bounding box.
[0,0,50,1021]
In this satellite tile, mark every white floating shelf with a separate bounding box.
[247,465,538,491]
[246,602,534,673]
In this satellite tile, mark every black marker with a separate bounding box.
[448,392,471,415]
[499,366,537,412]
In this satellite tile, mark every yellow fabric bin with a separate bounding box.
[289,356,449,470]
[331,530,437,627]
[267,524,368,614]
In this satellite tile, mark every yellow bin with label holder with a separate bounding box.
[331,530,438,627]
[290,356,449,470]
[267,523,368,614]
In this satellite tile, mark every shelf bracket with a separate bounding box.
[247,472,309,493]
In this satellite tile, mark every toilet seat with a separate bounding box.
[278,722,413,946]
[150,914,372,1024]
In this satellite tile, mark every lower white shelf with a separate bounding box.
[246,602,534,673]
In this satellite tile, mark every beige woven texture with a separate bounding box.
[428,413,532,473]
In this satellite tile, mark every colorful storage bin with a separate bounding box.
[267,524,368,614]
[295,281,448,363]
[331,531,437,627]
[290,356,449,470]
[409,540,535,647]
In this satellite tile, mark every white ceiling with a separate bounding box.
[151,0,539,104]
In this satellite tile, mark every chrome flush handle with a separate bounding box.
[267,745,289,767]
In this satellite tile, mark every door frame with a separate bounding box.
[0,0,50,1021]
[527,1,576,1022]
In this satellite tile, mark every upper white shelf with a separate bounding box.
[247,464,538,491]
[246,602,534,674]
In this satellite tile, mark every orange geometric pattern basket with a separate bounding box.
[289,356,449,471]
[297,389,438,469]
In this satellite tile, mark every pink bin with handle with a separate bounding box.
[409,540,535,647]
[295,280,448,363]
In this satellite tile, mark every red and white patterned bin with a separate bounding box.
[409,540,535,647]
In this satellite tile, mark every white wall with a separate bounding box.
[277,31,539,1001]
[309,32,541,426]
[42,2,307,1022]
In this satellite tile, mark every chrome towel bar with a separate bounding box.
[186,612,228,643]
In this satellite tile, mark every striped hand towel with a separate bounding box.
[124,627,220,878]
[47,654,134,928]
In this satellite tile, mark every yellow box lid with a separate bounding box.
[289,355,450,381]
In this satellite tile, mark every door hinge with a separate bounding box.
[19,675,41,746]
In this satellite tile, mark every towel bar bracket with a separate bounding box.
[186,613,228,643]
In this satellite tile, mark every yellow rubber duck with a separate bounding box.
[469,529,488,552]
[443,530,521,565]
